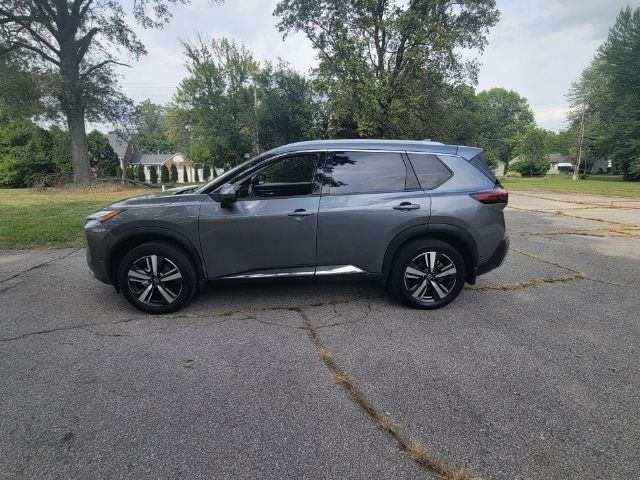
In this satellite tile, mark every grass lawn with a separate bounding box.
[0,186,149,249]
[501,175,640,198]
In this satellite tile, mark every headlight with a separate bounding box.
[85,209,125,223]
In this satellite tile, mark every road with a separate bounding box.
[1,191,639,479]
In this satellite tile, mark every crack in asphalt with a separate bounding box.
[0,248,80,291]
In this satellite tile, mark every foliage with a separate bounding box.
[136,165,145,182]
[475,88,535,166]
[87,130,118,177]
[511,158,550,176]
[0,118,56,187]
[512,127,552,162]
[504,171,521,178]
[203,164,211,181]
[149,166,158,184]
[183,166,188,183]
[194,167,199,182]
[568,7,640,181]
[0,53,43,119]
[160,165,170,183]
[125,167,136,180]
[170,164,178,182]
[135,100,173,153]
[274,0,499,138]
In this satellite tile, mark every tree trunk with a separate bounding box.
[66,105,92,184]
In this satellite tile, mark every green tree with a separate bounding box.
[149,166,158,184]
[254,60,318,150]
[136,165,145,182]
[203,164,211,181]
[170,164,178,182]
[513,127,553,162]
[171,37,257,168]
[475,88,535,166]
[511,158,550,176]
[135,100,173,153]
[194,166,199,182]
[160,165,170,183]
[48,126,73,174]
[568,7,640,180]
[0,118,55,187]
[274,0,499,138]
[0,0,221,184]
[182,166,188,183]
[87,130,118,177]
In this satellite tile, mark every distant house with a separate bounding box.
[107,133,203,182]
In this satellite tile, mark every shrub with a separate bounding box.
[183,167,188,183]
[623,158,640,181]
[170,164,178,182]
[136,165,145,182]
[511,158,550,176]
[160,165,170,183]
[126,166,136,180]
[149,167,158,184]
[203,164,211,180]
[505,171,522,178]
[194,167,199,182]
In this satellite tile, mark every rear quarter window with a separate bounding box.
[407,153,452,189]
[469,154,497,182]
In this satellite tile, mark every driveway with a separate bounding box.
[1,191,639,479]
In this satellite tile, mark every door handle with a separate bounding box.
[393,202,421,211]
[288,209,315,218]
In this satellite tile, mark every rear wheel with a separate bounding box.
[390,239,465,309]
[118,242,197,314]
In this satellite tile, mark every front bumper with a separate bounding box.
[477,236,510,277]
[84,220,113,285]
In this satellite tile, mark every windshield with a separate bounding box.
[194,154,269,193]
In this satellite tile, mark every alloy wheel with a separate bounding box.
[127,255,183,306]
[403,251,457,303]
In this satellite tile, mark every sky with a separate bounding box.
[114,0,637,133]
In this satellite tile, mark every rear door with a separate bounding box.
[315,150,430,274]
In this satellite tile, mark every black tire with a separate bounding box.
[389,239,466,310]
[117,241,198,314]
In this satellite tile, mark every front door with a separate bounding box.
[199,152,324,278]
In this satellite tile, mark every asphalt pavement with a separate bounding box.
[1,191,639,479]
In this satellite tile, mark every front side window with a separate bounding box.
[327,151,406,194]
[236,154,318,198]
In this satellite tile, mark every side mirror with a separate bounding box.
[211,183,237,207]
[251,173,266,186]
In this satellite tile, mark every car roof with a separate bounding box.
[266,139,482,160]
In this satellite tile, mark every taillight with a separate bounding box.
[470,187,508,204]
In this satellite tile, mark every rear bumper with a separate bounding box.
[477,236,509,277]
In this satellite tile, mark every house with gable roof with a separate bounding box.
[107,133,202,182]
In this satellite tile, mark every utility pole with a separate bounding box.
[253,84,260,155]
[573,106,586,181]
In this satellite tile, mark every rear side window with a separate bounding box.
[469,154,496,182]
[407,153,452,189]
[327,151,406,194]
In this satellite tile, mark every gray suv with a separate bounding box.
[85,140,509,313]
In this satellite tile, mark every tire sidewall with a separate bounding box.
[391,239,466,310]
[118,242,197,314]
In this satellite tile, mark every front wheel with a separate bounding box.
[117,242,198,314]
[390,239,466,309]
